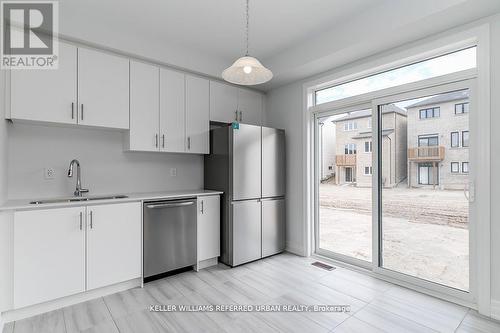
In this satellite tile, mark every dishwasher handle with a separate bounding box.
[146,201,195,209]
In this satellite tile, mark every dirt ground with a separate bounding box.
[319,184,469,291]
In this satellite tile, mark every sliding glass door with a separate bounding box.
[374,82,474,293]
[314,79,476,300]
[315,106,373,265]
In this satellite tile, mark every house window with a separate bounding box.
[364,166,372,175]
[418,135,438,146]
[344,143,357,154]
[367,119,372,129]
[455,102,469,114]
[419,107,440,119]
[462,131,469,147]
[451,162,459,173]
[344,121,357,131]
[462,162,469,173]
[451,132,459,148]
[364,141,372,152]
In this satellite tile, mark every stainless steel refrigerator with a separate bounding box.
[204,123,285,267]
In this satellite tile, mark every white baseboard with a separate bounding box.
[1,278,141,323]
[491,299,500,321]
[195,257,218,271]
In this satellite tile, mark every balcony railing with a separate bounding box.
[408,146,445,161]
[336,154,357,166]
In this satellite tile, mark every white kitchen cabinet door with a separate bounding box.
[237,89,263,126]
[186,75,209,154]
[77,48,129,129]
[9,42,77,124]
[14,207,85,308]
[209,81,238,123]
[160,68,185,152]
[86,202,141,290]
[129,61,160,151]
[197,195,220,262]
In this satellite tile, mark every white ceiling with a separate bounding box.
[59,0,500,91]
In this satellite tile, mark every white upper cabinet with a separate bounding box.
[186,75,209,154]
[14,207,85,309]
[209,81,263,125]
[129,61,160,151]
[209,81,239,123]
[237,89,263,126]
[86,202,141,290]
[160,68,185,153]
[77,48,129,129]
[9,42,78,124]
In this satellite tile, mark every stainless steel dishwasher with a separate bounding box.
[143,198,197,280]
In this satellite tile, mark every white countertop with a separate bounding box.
[0,189,223,211]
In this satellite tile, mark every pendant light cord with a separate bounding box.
[245,0,249,56]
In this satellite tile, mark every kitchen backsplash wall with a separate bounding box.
[7,122,204,200]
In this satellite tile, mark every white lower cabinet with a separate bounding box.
[86,202,141,290]
[197,195,220,263]
[13,202,141,309]
[14,207,86,309]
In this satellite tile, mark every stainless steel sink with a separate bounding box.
[29,195,128,205]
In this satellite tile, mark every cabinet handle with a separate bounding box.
[71,102,74,119]
[187,137,191,150]
[155,134,158,148]
[80,104,84,121]
[235,110,238,121]
[239,111,242,122]
[79,212,83,230]
[89,211,93,229]
[162,134,165,148]
[201,200,204,214]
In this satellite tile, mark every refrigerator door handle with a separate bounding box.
[261,197,285,201]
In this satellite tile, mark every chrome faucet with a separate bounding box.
[67,159,89,197]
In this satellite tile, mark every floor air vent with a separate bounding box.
[311,261,336,271]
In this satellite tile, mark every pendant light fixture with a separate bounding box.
[222,0,273,85]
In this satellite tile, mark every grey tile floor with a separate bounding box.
[3,253,500,333]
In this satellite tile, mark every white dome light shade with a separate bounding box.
[222,56,273,85]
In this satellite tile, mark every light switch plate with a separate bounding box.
[170,168,177,177]
[44,167,55,180]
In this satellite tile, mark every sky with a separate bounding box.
[315,47,476,106]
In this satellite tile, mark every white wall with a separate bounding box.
[6,123,203,200]
[266,82,304,254]
[266,14,500,315]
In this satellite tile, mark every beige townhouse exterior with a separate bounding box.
[333,105,407,187]
[406,90,469,189]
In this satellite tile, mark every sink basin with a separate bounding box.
[30,195,128,205]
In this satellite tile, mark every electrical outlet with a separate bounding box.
[44,167,56,180]
[170,168,177,177]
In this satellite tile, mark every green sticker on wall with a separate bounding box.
[232,122,240,129]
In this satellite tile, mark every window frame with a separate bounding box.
[462,162,469,173]
[364,166,373,175]
[344,143,357,155]
[364,141,372,153]
[451,162,460,173]
[462,131,470,147]
[455,102,470,114]
[451,131,460,148]
[420,107,440,119]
